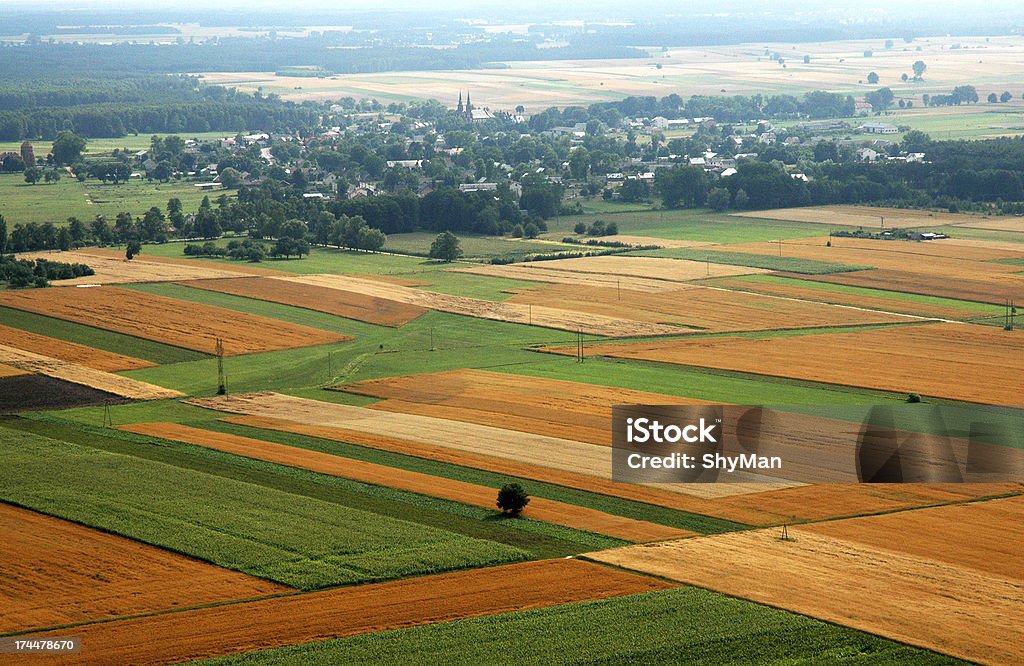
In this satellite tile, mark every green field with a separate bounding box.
[0,424,530,589]
[545,207,847,243]
[628,247,869,274]
[0,132,228,159]
[200,586,962,665]
[0,174,228,227]
[383,231,579,260]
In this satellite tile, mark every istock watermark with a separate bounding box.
[612,404,1024,484]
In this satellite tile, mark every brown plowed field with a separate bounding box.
[506,283,911,332]
[15,250,261,285]
[20,559,673,666]
[272,274,681,336]
[589,498,1024,665]
[556,322,1024,405]
[0,286,349,355]
[0,345,182,400]
[710,277,988,320]
[0,324,155,371]
[120,422,690,542]
[179,276,426,327]
[215,412,1016,527]
[792,268,1024,305]
[733,205,986,229]
[343,369,709,446]
[0,503,288,635]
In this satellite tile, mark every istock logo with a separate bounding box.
[626,417,718,444]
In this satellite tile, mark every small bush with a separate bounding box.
[906,393,922,403]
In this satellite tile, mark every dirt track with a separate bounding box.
[0,286,349,355]
[20,559,672,665]
[558,322,1024,406]
[0,345,182,400]
[272,273,682,336]
[588,497,1024,665]
[180,276,426,327]
[0,503,288,635]
[0,324,155,372]
[119,422,691,543]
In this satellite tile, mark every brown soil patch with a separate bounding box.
[710,277,988,321]
[180,276,426,327]
[557,322,1024,405]
[343,369,710,447]
[506,283,910,333]
[15,250,258,285]
[793,268,1024,305]
[0,503,287,635]
[19,559,672,665]
[120,422,690,542]
[0,345,182,400]
[733,205,987,229]
[272,274,681,336]
[0,286,349,355]
[0,324,154,371]
[589,500,1024,665]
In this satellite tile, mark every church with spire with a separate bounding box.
[455,91,475,119]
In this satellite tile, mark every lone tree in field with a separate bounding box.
[496,483,530,517]
[912,60,927,80]
[125,240,142,261]
[429,231,463,263]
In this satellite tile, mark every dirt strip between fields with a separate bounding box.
[0,345,182,400]
[119,422,691,543]
[587,497,1024,665]
[0,503,289,635]
[18,559,674,665]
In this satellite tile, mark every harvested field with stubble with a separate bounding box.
[796,268,1024,305]
[0,345,182,400]
[0,503,288,635]
[17,559,673,666]
[120,422,691,542]
[0,286,350,355]
[0,363,28,377]
[15,249,260,285]
[179,276,426,327]
[500,255,769,283]
[0,323,154,371]
[506,283,912,332]
[343,369,710,447]
[451,263,683,293]
[272,274,681,336]
[559,322,1024,405]
[732,205,987,229]
[710,277,993,321]
[588,498,1024,665]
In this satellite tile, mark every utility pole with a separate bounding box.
[216,337,226,395]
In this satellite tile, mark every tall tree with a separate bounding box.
[51,131,87,165]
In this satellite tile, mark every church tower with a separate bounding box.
[456,92,463,114]
[20,141,34,166]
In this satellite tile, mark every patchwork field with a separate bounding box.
[559,322,1024,405]
[180,276,426,327]
[0,286,350,355]
[710,276,997,321]
[273,274,682,336]
[18,559,672,665]
[588,497,1024,665]
[0,503,288,635]
[506,283,913,332]
[732,205,987,229]
[119,422,691,542]
[0,323,155,372]
[0,345,182,400]
[342,369,709,446]
[15,249,257,285]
